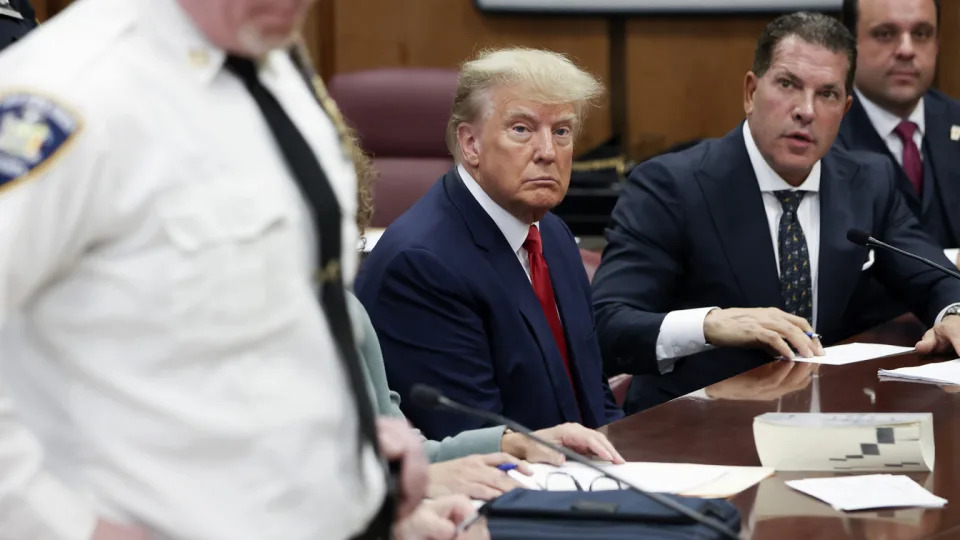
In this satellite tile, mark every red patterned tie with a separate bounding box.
[893,120,923,196]
[523,225,577,398]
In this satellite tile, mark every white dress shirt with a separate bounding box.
[855,90,959,263]
[655,122,821,372]
[0,0,383,539]
[459,164,538,281]
[856,89,926,166]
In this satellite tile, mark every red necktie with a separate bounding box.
[523,226,577,396]
[893,120,923,196]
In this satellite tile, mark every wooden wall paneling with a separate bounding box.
[303,0,337,82]
[937,0,960,97]
[40,0,71,20]
[31,0,46,21]
[624,15,771,160]
[332,0,612,154]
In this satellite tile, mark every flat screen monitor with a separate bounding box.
[474,0,841,13]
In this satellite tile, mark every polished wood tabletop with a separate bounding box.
[607,315,960,539]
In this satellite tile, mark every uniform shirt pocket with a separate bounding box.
[157,180,302,329]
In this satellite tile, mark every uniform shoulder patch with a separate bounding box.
[0,93,80,189]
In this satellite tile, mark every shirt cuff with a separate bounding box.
[687,388,713,400]
[944,249,959,266]
[655,307,718,374]
[935,302,960,324]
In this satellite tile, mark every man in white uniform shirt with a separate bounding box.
[592,12,960,413]
[0,0,478,539]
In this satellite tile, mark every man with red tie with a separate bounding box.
[838,0,960,259]
[836,0,960,327]
[355,48,624,441]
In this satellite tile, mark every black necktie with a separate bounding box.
[775,190,813,324]
[226,55,392,539]
[224,55,379,462]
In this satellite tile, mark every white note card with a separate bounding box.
[879,359,960,386]
[791,343,913,365]
[786,474,947,511]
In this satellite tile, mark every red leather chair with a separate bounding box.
[329,68,459,228]
[579,248,602,284]
[608,373,632,408]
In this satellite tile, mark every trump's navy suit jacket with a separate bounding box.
[837,89,960,248]
[355,168,623,440]
[592,125,960,412]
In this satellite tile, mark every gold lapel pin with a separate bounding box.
[951,125,960,142]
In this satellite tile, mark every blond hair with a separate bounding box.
[446,47,604,162]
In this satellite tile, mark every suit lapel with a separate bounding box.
[444,171,581,422]
[843,95,923,214]
[696,126,784,310]
[923,94,960,242]
[816,153,866,339]
[540,219,600,425]
[841,95,890,155]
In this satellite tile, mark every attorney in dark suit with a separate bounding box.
[838,0,960,256]
[356,48,624,442]
[593,12,960,413]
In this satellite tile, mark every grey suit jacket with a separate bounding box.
[347,292,505,462]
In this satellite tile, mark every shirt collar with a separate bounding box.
[458,164,538,254]
[855,88,926,138]
[139,0,226,86]
[743,121,821,194]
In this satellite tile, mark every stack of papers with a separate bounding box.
[879,359,960,386]
[786,474,947,511]
[753,412,935,472]
[507,461,772,498]
[791,343,913,365]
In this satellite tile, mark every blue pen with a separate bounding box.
[805,331,823,340]
[497,463,518,473]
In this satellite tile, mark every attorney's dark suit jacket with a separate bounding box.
[837,89,960,248]
[355,168,623,440]
[593,124,960,413]
[835,90,960,329]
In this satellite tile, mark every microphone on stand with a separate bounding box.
[846,229,960,281]
[410,384,740,540]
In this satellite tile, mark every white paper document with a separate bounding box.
[508,461,771,497]
[786,474,947,511]
[791,343,913,365]
[754,476,932,525]
[879,359,960,386]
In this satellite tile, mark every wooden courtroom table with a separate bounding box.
[606,315,960,539]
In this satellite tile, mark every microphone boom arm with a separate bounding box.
[864,236,960,281]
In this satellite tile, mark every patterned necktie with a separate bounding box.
[893,121,923,197]
[523,226,579,408]
[775,190,813,324]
